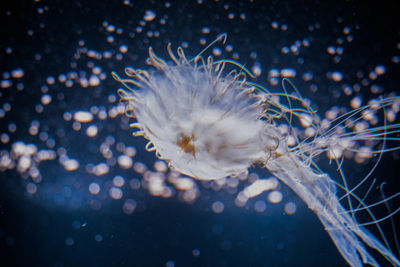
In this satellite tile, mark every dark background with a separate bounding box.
[1,0,399,266]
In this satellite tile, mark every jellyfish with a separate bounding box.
[113,35,400,266]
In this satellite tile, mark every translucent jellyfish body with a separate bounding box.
[114,37,400,266]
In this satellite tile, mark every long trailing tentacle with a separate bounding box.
[266,148,400,267]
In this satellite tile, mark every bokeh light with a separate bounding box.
[1,1,399,266]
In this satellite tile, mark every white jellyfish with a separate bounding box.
[113,34,400,267]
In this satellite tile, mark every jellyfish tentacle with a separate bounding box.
[266,150,400,267]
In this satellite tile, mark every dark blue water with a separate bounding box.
[1,0,399,266]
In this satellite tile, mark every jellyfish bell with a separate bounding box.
[114,42,282,180]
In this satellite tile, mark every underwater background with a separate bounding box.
[1,0,399,266]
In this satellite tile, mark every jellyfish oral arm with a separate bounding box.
[266,151,400,267]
